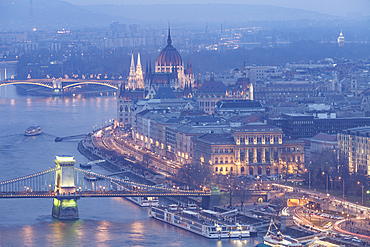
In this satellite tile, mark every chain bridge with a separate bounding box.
[0,156,210,220]
[0,79,119,93]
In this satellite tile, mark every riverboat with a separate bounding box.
[126,196,159,207]
[84,172,98,181]
[80,163,92,169]
[150,205,256,239]
[24,126,43,136]
[263,219,302,247]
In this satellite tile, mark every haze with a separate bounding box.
[66,0,370,17]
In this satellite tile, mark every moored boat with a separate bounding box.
[126,196,159,207]
[80,163,92,169]
[84,171,98,181]
[263,219,302,247]
[150,205,256,239]
[24,126,42,136]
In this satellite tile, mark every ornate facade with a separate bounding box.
[195,77,253,114]
[338,126,370,175]
[144,27,194,91]
[193,123,305,175]
[117,83,133,129]
[127,52,144,90]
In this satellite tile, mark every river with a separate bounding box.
[0,85,263,246]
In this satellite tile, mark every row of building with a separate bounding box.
[113,26,370,178]
[129,103,304,176]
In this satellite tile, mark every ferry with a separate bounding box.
[80,160,106,169]
[84,171,98,181]
[150,205,256,239]
[126,196,159,207]
[263,219,302,247]
[24,126,43,136]
[80,163,92,169]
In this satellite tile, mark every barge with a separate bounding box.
[150,205,257,239]
[126,196,159,207]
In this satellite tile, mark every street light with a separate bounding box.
[339,176,345,199]
[357,181,365,206]
[322,171,328,194]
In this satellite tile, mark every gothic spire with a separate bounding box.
[130,52,135,68]
[137,51,142,69]
[167,23,172,45]
[136,51,144,89]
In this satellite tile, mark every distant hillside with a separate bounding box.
[81,4,334,24]
[0,1,335,31]
[0,0,118,31]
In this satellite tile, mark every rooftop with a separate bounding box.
[195,133,235,145]
[232,123,282,132]
[197,80,227,92]
[215,100,263,109]
[311,133,337,142]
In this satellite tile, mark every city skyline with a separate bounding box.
[1,0,370,245]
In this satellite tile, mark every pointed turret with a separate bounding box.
[127,52,137,90]
[167,24,172,45]
[130,52,135,68]
[136,51,144,89]
[186,57,193,75]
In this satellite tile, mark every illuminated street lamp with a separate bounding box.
[339,176,345,199]
[322,171,328,194]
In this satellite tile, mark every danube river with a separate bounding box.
[0,85,263,246]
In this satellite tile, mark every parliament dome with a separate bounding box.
[156,28,182,67]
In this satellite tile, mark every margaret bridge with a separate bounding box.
[0,78,120,93]
[0,155,210,220]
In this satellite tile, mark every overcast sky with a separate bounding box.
[66,0,370,17]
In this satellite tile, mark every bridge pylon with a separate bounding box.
[52,78,62,94]
[201,186,221,209]
[52,155,79,220]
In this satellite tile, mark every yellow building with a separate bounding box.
[193,123,304,175]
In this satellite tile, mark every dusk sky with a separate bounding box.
[64,0,370,17]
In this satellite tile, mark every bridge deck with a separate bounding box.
[0,191,210,199]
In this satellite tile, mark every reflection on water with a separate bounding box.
[0,85,262,246]
[96,221,112,245]
[22,225,34,246]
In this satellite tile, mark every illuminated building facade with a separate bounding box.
[193,123,305,175]
[144,27,194,91]
[337,30,345,47]
[338,126,370,176]
[195,78,253,115]
[127,52,144,90]
[117,83,134,129]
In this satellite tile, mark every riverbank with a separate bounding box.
[78,136,156,185]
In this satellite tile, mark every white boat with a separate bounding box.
[24,126,42,136]
[84,172,98,181]
[126,196,159,207]
[150,205,255,239]
[263,219,302,247]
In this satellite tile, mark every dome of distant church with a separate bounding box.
[156,28,182,67]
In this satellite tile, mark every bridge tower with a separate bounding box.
[52,155,79,220]
[52,78,62,94]
[201,186,221,209]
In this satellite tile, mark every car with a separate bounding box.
[344,236,351,241]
